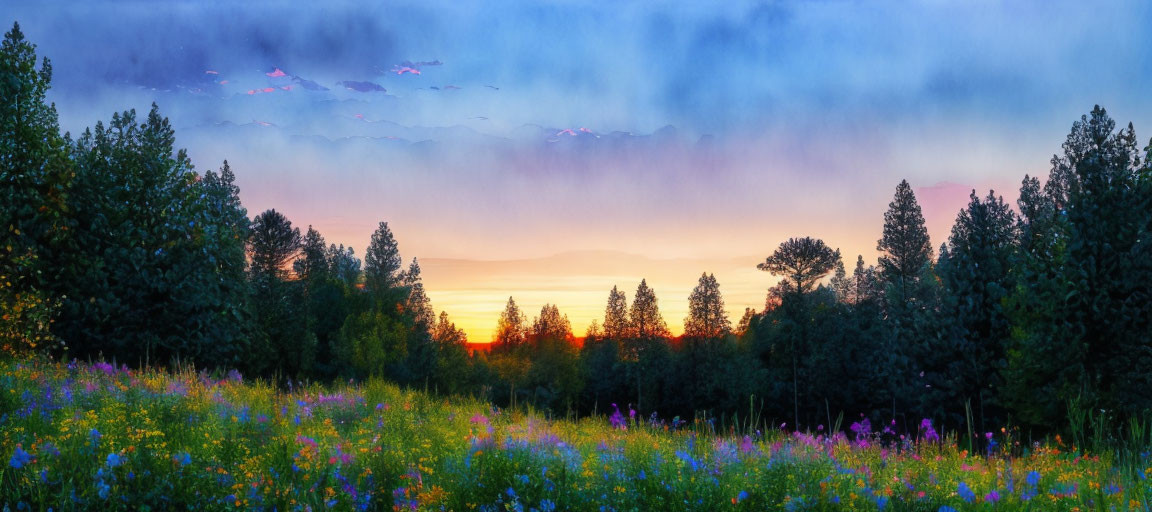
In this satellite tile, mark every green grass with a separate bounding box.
[0,358,1149,511]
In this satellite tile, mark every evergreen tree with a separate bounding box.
[584,319,601,340]
[1006,107,1152,424]
[734,308,757,338]
[60,105,210,365]
[628,279,669,340]
[829,257,852,304]
[757,238,840,293]
[364,221,402,294]
[248,209,301,281]
[327,244,361,287]
[493,296,527,351]
[431,311,471,394]
[247,209,313,376]
[684,273,730,339]
[530,304,572,342]
[877,179,933,306]
[188,161,253,368]
[757,237,839,428]
[603,286,629,339]
[402,258,435,329]
[849,255,881,306]
[930,190,1018,430]
[1,22,71,355]
[293,226,330,283]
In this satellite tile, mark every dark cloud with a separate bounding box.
[336,81,386,93]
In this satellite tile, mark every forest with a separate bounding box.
[4,21,1152,444]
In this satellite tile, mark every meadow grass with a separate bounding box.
[1,358,1149,511]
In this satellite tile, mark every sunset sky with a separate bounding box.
[11,0,1152,342]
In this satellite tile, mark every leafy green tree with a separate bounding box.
[335,309,408,378]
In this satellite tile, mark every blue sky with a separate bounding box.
[10,0,1152,339]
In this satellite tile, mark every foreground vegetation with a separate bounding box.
[2,358,1150,511]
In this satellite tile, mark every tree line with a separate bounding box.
[3,23,1151,436]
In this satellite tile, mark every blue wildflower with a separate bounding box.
[957,481,976,503]
[1026,470,1041,487]
[8,447,32,469]
[938,507,959,512]
[106,452,123,468]
[737,490,749,503]
[96,481,110,499]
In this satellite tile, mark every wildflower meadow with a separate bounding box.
[2,358,1150,511]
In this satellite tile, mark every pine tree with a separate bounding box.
[402,258,435,328]
[603,286,629,339]
[364,221,402,294]
[1,22,71,355]
[1005,107,1152,423]
[628,279,669,339]
[493,296,527,351]
[757,237,839,294]
[327,244,361,287]
[735,308,757,338]
[757,236,839,428]
[877,180,933,306]
[249,209,301,281]
[530,304,573,342]
[60,105,208,364]
[829,257,852,304]
[684,273,730,339]
[294,226,330,283]
[584,319,602,340]
[190,161,253,367]
[247,209,314,376]
[932,190,1018,429]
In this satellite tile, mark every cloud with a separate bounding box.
[337,81,387,93]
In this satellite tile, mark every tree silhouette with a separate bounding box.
[877,180,933,305]
[602,286,629,340]
[628,279,669,340]
[249,209,301,281]
[493,296,527,351]
[684,273,730,339]
[757,237,840,294]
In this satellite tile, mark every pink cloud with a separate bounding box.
[266,68,287,78]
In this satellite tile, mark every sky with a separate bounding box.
[10,0,1152,342]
